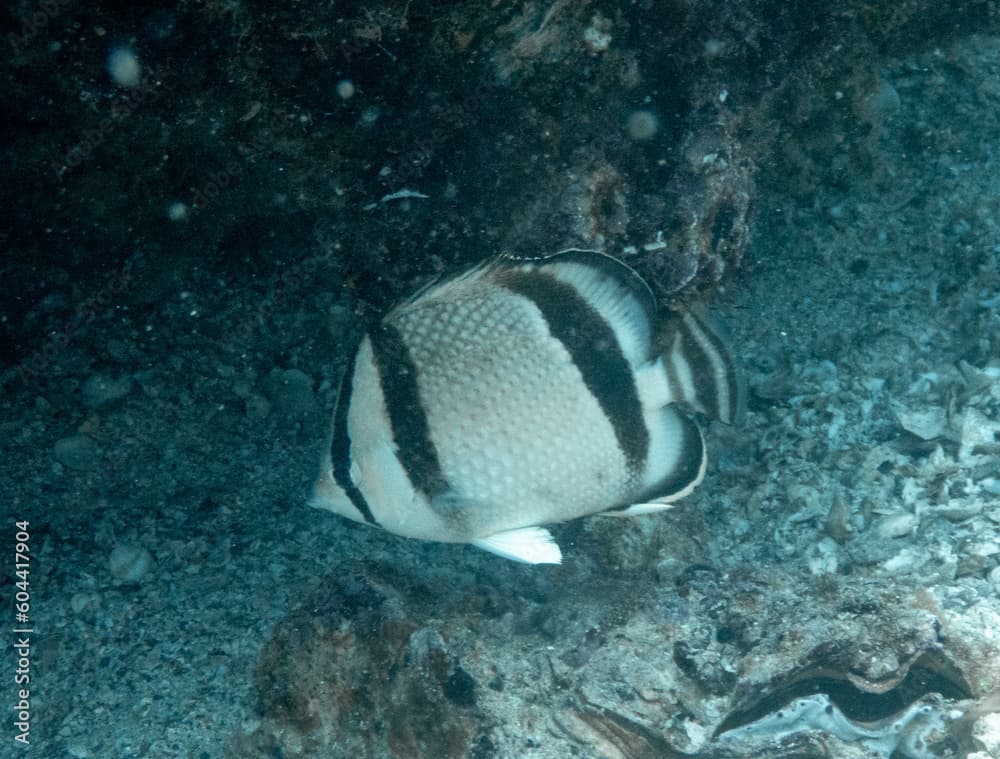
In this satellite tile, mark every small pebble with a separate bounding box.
[54,435,98,470]
[82,374,133,408]
[70,591,102,617]
[266,368,318,419]
[988,565,1000,589]
[245,393,271,420]
[106,338,138,363]
[109,543,155,584]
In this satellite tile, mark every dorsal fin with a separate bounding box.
[386,255,506,319]
[660,303,746,425]
[387,250,660,369]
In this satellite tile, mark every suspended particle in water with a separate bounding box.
[336,79,356,100]
[107,46,141,88]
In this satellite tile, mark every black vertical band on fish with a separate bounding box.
[646,411,705,499]
[369,323,450,497]
[535,249,659,329]
[605,410,705,510]
[330,346,378,525]
[498,269,650,472]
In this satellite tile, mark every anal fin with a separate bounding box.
[472,527,562,565]
[601,502,678,518]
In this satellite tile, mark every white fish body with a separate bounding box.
[312,249,743,564]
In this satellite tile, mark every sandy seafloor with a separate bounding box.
[4,18,1000,759]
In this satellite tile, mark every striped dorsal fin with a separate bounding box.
[660,303,746,425]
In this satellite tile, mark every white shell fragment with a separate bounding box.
[875,513,918,540]
[959,408,1000,461]
[893,403,947,440]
